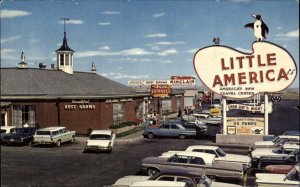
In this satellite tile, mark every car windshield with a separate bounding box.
[286,168,300,181]
[1,130,6,133]
[15,128,30,134]
[272,136,281,143]
[216,148,226,157]
[90,134,111,140]
[36,131,51,135]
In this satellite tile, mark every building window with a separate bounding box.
[12,105,36,127]
[60,54,64,66]
[65,54,69,66]
[112,103,124,125]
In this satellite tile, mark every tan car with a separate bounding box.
[142,151,245,181]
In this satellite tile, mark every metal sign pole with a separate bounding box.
[264,93,269,135]
[222,97,227,135]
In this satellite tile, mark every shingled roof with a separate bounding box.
[1,68,143,99]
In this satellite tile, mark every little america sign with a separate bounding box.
[193,41,297,99]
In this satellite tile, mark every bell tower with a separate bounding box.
[56,18,75,74]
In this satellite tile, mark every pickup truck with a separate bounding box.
[143,123,196,139]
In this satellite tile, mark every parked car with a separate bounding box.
[168,119,208,134]
[283,131,300,136]
[143,123,197,139]
[129,181,187,187]
[256,165,300,186]
[162,145,251,169]
[252,135,300,149]
[84,130,116,153]
[142,151,245,180]
[257,149,299,169]
[191,114,222,126]
[111,168,243,187]
[1,126,16,142]
[250,144,299,163]
[2,127,37,146]
[110,169,211,187]
[33,126,76,147]
[265,164,295,174]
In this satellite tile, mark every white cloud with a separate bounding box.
[157,48,178,56]
[99,45,110,50]
[101,72,149,80]
[235,47,252,53]
[0,9,32,18]
[147,41,185,46]
[1,48,18,60]
[59,19,84,25]
[160,60,172,64]
[76,48,153,58]
[150,46,160,51]
[152,13,165,18]
[98,22,111,26]
[228,0,251,3]
[186,48,198,54]
[276,29,299,38]
[1,35,21,44]
[101,11,121,15]
[28,38,39,43]
[276,26,282,30]
[143,33,167,38]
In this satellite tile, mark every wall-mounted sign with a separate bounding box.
[226,103,262,112]
[194,41,297,99]
[105,98,133,103]
[65,99,96,110]
[170,76,196,89]
[151,84,172,97]
[226,117,264,135]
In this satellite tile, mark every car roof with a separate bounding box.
[91,130,112,135]
[1,126,16,130]
[37,126,66,131]
[278,135,300,139]
[175,151,216,159]
[158,168,205,177]
[187,145,219,150]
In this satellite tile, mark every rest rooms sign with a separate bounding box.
[227,117,264,135]
[194,41,297,99]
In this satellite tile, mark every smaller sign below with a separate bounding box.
[151,84,172,97]
[226,117,264,135]
[226,103,262,112]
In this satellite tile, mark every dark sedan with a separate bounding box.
[257,149,299,169]
[2,127,37,146]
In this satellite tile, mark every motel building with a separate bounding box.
[0,30,183,134]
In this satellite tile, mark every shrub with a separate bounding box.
[109,121,139,129]
[87,127,93,136]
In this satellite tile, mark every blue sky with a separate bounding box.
[1,0,299,88]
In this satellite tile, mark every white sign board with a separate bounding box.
[194,41,297,99]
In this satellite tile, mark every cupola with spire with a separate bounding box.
[18,51,28,69]
[91,62,97,73]
[56,18,75,74]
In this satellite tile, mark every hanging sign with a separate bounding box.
[194,41,297,99]
[151,84,172,97]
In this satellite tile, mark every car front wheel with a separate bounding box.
[147,168,159,177]
[56,140,61,147]
[147,133,155,139]
[71,136,75,143]
[179,134,186,139]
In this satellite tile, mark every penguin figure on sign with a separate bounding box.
[245,14,269,41]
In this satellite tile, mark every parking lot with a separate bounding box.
[1,100,299,187]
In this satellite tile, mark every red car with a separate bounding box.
[265,165,294,174]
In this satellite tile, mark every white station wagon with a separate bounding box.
[33,126,76,146]
[84,130,116,153]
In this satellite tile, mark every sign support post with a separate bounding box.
[222,97,227,135]
[264,93,269,135]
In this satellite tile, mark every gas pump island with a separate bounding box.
[193,25,297,144]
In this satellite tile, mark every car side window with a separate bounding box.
[204,150,217,156]
[171,125,178,129]
[192,149,205,153]
[190,157,205,165]
[177,178,194,187]
[161,124,170,129]
[175,156,188,163]
[157,176,175,181]
[52,131,59,136]
[59,129,64,134]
